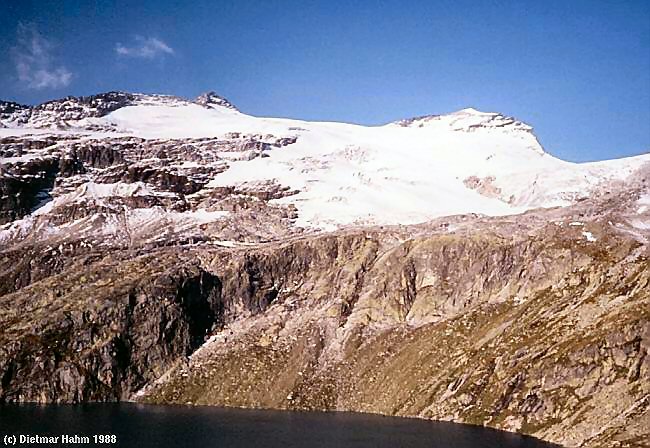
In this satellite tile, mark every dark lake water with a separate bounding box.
[0,404,557,448]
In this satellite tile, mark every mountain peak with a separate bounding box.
[453,107,494,115]
[396,107,529,131]
[194,91,238,111]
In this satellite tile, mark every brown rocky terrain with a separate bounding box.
[136,196,649,448]
[1,183,649,446]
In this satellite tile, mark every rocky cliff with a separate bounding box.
[135,205,649,447]
[0,251,223,402]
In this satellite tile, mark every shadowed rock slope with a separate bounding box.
[0,251,223,402]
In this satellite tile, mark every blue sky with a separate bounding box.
[0,0,648,162]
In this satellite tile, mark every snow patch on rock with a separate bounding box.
[582,231,597,242]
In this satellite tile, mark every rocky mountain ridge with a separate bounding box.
[0,91,237,130]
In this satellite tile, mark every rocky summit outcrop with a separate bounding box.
[195,91,239,111]
[0,101,30,117]
[0,92,136,128]
[1,92,649,447]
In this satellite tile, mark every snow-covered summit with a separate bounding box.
[1,91,648,232]
[396,107,534,134]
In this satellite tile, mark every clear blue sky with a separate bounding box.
[1,0,648,162]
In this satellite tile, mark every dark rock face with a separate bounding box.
[0,101,30,115]
[33,92,136,119]
[0,253,223,403]
[0,157,60,224]
[0,92,135,128]
[121,166,203,194]
[0,245,100,297]
[195,92,238,111]
[57,144,126,178]
[69,143,126,169]
[0,133,299,230]
[0,136,62,157]
[0,138,130,224]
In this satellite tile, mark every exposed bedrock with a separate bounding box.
[0,243,114,297]
[58,144,126,176]
[0,139,130,224]
[0,158,60,224]
[0,226,648,447]
[0,252,223,403]
[143,230,649,448]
